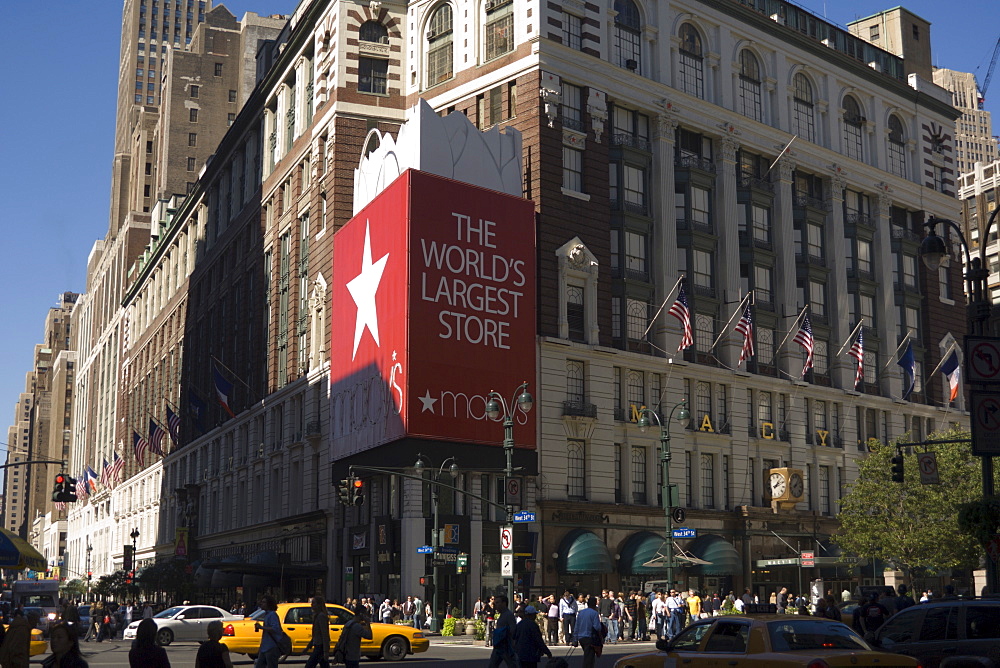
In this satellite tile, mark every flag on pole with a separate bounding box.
[898,339,916,400]
[86,466,99,492]
[76,472,89,499]
[668,284,693,352]
[99,458,111,488]
[188,391,207,435]
[148,418,166,457]
[848,328,865,388]
[940,349,961,402]
[735,303,754,365]
[213,363,236,418]
[110,453,125,485]
[133,431,149,468]
[792,313,815,377]
[166,406,181,447]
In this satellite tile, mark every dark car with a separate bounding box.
[871,599,1000,668]
[77,605,92,636]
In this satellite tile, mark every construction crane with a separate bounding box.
[978,35,1000,109]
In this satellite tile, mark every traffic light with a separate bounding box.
[337,479,353,506]
[351,478,365,506]
[891,453,905,483]
[64,477,77,502]
[52,474,77,503]
[52,475,65,502]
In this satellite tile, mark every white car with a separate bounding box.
[122,605,243,646]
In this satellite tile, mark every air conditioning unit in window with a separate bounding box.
[625,59,638,71]
[426,28,438,40]
[485,0,497,9]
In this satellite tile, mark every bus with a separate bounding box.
[11,579,60,621]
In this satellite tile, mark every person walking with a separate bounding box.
[514,605,552,668]
[402,596,416,624]
[573,596,603,668]
[304,595,330,668]
[545,595,560,645]
[128,618,171,668]
[142,601,154,619]
[62,600,81,638]
[85,601,102,642]
[253,595,282,668]
[666,590,684,640]
[195,620,234,668]
[651,592,667,639]
[487,594,518,668]
[0,613,34,668]
[412,595,424,630]
[855,592,890,639]
[336,607,373,668]
[41,622,89,668]
[559,590,577,644]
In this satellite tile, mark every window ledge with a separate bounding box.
[939,296,955,306]
[561,187,591,202]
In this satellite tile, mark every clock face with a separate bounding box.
[769,472,786,497]
[789,473,804,498]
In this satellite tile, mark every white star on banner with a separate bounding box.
[418,390,438,413]
[346,221,390,360]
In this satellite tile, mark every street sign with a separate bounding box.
[501,553,513,577]
[671,507,686,524]
[971,391,1000,454]
[917,452,940,485]
[437,546,458,554]
[443,523,460,544]
[513,511,536,523]
[505,478,522,504]
[800,551,815,567]
[500,526,513,552]
[457,554,468,567]
[756,558,800,567]
[672,527,696,538]
[967,337,1000,383]
[416,545,433,554]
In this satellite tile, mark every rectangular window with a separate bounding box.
[695,313,714,352]
[188,132,197,146]
[189,108,199,122]
[567,440,586,499]
[614,444,623,503]
[755,265,772,304]
[186,157,195,171]
[810,280,825,316]
[227,113,236,126]
[190,84,199,98]
[229,89,237,103]
[214,62,223,76]
[561,83,582,129]
[562,146,583,192]
[485,12,513,61]
[359,57,388,94]
[701,454,715,509]
[693,249,712,291]
[690,186,711,226]
[567,283,585,342]
[563,13,582,50]
[632,447,647,504]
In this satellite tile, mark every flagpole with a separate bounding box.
[762,135,797,178]
[211,356,260,401]
[880,335,912,374]
[773,305,809,356]
[925,342,959,378]
[835,320,864,357]
[710,292,752,351]
[642,274,685,340]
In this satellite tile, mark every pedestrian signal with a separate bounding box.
[419,575,433,586]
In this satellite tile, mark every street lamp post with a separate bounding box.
[486,382,533,605]
[637,400,690,593]
[414,455,458,634]
[920,208,1000,594]
[86,542,92,598]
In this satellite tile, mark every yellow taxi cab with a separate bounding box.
[1,625,47,656]
[613,614,921,668]
[221,602,429,661]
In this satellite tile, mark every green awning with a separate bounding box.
[619,531,667,575]
[556,529,613,574]
[685,534,741,576]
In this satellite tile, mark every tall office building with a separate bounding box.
[934,68,999,174]
[958,160,1000,307]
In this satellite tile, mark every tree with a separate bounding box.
[92,570,130,600]
[834,427,982,585]
[62,579,87,600]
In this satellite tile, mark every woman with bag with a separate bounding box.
[304,596,330,668]
[254,595,284,668]
[333,606,372,668]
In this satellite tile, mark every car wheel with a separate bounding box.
[381,636,409,661]
[155,628,174,646]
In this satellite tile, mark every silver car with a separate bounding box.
[122,605,243,646]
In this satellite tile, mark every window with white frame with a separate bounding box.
[567,440,586,499]
[563,146,583,192]
[561,83,583,129]
[566,359,585,404]
[693,249,713,291]
[701,454,715,508]
[566,283,585,341]
[614,0,642,73]
[810,280,825,317]
[678,23,704,98]
[842,95,864,161]
[738,49,762,122]
[695,313,714,352]
[562,12,582,50]
[426,4,453,87]
[484,0,513,61]
[757,327,774,365]
[627,369,645,409]
[755,265,773,304]
[888,115,906,177]
[819,465,831,514]
[792,73,815,142]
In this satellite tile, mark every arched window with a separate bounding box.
[426,4,453,87]
[792,73,814,142]
[359,20,388,44]
[842,95,864,161]
[887,114,906,177]
[678,23,704,99]
[484,0,513,61]
[738,49,762,122]
[614,0,642,73]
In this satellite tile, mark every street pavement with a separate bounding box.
[34,637,658,666]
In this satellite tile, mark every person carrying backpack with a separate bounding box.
[856,593,890,638]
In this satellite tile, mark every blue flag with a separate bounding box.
[188,391,207,434]
[898,339,915,400]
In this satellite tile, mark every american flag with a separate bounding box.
[149,418,166,457]
[133,431,149,468]
[99,458,112,488]
[166,406,181,447]
[54,502,66,511]
[735,303,754,365]
[76,472,89,499]
[848,328,865,388]
[792,314,815,377]
[110,453,125,486]
[668,285,693,352]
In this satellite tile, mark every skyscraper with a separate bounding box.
[934,68,999,174]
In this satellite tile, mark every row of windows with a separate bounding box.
[423,1,513,88]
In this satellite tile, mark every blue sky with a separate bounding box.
[0,0,998,462]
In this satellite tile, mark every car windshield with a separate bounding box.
[154,607,186,619]
[249,609,267,621]
[768,619,870,651]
